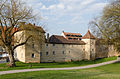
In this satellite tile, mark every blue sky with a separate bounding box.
[24,0,109,36]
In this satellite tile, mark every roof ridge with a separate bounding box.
[82,30,95,39]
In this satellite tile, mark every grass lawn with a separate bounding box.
[0,56,117,71]
[0,61,120,79]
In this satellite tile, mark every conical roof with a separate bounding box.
[82,30,95,39]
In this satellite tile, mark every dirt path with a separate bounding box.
[0,60,118,75]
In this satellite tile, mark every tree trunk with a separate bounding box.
[6,46,16,67]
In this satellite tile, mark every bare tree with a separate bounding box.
[0,0,36,67]
[90,0,120,53]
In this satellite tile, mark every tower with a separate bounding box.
[15,23,45,63]
[82,30,96,60]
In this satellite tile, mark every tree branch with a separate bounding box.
[13,35,32,50]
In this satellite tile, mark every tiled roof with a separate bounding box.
[48,35,86,45]
[62,31,82,40]
[22,23,45,33]
[0,23,45,45]
[63,32,82,36]
[82,30,95,39]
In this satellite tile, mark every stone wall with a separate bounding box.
[41,43,85,62]
[82,39,96,60]
[15,30,118,63]
[15,30,45,63]
[15,31,26,62]
[95,44,118,59]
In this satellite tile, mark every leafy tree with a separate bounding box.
[90,0,120,53]
[0,0,36,67]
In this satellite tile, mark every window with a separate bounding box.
[91,41,94,44]
[68,38,72,40]
[62,44,64,48]
[46,44,48,48]
[46,52,48,56]
[53,44,55,46]
[32,43,34,48]
[92,49,94,51]
[40,52,42,56]
[66,34,70,36]
[69,51,70,53]
[83,49,85,51]
[62,51,64,54]
[32,53,35,58]
[53,51,55,55]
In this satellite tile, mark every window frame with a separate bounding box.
[32,53,35,58]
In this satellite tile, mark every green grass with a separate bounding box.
[0,56,117,71]
[0,61,120,79]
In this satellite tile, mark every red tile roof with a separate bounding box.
[0,23,45,45]
[82,30,95,39]
[0,26,18,45]
[25,23,45,33]
[48,35,85,45]
[63,32,82,36]
[62,31,82,40]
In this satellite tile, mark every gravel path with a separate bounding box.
[0,60,118,75]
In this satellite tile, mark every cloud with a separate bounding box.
[23,0,109,35]
[41,3,65,10]
[84,2,108,13]
[80,0,95,6]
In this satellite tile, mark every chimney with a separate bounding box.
[47,33,49,42]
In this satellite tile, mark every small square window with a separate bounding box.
[83,49,85,51]
[40,52,42,56]
[62,51,64,54]
[46,44,48,48]
[32,53,35,58]
[62,44,64,47]
[53,51,55,55]
[46,52,48,56]
[69,51,70,53]
[53,44,55,46]
[32,43,34,48]
[92,49,94,51]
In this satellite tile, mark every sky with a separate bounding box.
[24,0,109,36]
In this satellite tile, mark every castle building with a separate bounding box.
[15,24,118,63]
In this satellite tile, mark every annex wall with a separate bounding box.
[95,40,118,59]
[40,43,85,62]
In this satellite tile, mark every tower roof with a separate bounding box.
[82,30,95,39]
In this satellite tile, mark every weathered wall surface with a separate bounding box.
[25,30,45,63]
[82,39,96,60]
[41,44,85,62]
[95,44,118,59]
[15,30,45,63]
[15,31,26,62]
[15,31,118,63]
